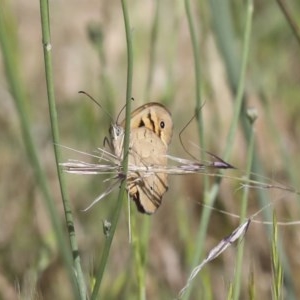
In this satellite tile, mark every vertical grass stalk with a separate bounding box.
[0,0,81,298]
[144,0,160,100]
[131,214,147,300]
[184,0,204,144]
[39,0,86,298]
[91,0,133,298]
[183,1,253,298]
[182,1,209,298]
[271,213,283,300]
[137,1,163,297]
[208,0,295,298]
[232,109,257,300]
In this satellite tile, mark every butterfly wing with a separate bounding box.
[110,102,173,214]
[127,128,168,214]
[122,103,173,147]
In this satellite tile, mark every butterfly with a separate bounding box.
[110,102,173,214]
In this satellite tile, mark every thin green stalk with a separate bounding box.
[182,2,207,299]
[183,1,253,298]
[248,269,255,299]
[91,181,128,300]
[91,0,133,298]
[87,23,115,114]
[138,0,163,295]
[131,214,147,300]
[0,1,80,298]
[209,0,241,91]
[138,213,151,299]
[184,0,208,217]
[276,0,300,46]
[184,0,205,152]
[251,161,295,300]
[144,0,160,100]
[262,95,299,198]
[262,96,300,298]
[271,213,283,300]
[211,1,294,297]
[208,1,295,298]
[39,0,86,298]
[232,110,257,300]
[133,213,150,300]
[260,94,299,297]
[223,1,253,161]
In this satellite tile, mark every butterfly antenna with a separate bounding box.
[116,97,135,124]
[78,90,114,122]
[179,100,206,160]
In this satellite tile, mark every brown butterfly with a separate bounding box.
[110,103,173,214]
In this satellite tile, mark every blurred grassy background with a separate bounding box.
[1,0,300,299]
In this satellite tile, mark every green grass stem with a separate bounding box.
[271,213,283,300]
[144,0,160,100]
[91,0,133,298]
[0,0,81,298]
[39,0,86,298]
[136,1,162,296]
[223,0,253,161]
[183,1,253,298]
[208,1,295,298]
[232,109,256,300]
[184,0,204,144]
[276,0,300,46]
